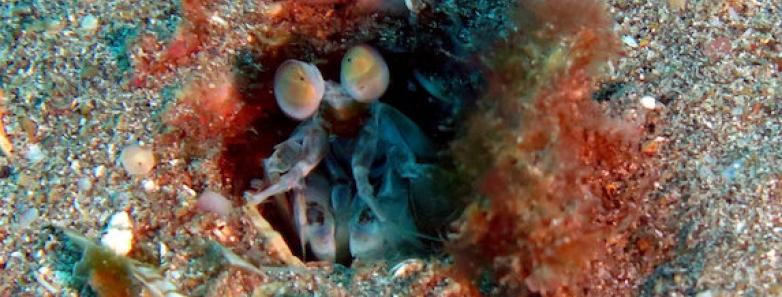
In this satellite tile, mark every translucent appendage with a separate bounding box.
[293,173,337,262]
[349,164,422,260]
[246,120,328,206]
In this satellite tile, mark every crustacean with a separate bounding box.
[245,44,445,261]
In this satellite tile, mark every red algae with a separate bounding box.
[163,70,244,141]
[159,63,299,194]
[447,0,656,295]
[133,0,214,77]
[133,0,383,83]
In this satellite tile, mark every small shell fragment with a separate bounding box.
[622,35,639,48]
[667,0,686,12]
[79,14,99,34]
[209,14,228,27]
[261,2,285,19]
[390,258,425,279]
[142,179,158,192]
[0,101,13,158]
[196,190,233,217]
[16,207,39,229]
[0,119,12,158]
[101,211,134,256]
[25,144,45,164]
[640,95,658,110]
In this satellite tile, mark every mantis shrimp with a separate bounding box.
[245,44,444,261]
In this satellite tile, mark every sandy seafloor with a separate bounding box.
[0,0,780,296]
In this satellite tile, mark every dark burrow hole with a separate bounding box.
[218,42,483,265]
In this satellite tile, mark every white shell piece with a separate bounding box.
[390,258,425,279]
[622,35,639,48]
[640,95,658,110]
[26,144,45,164]
[101,211,134,256]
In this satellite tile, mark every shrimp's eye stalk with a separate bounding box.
[274,59,325,120]
[340,44,390,103]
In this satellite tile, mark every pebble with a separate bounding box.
[159,242,169,260]
[94,165,106,178]
[79,15,99,35]
[196,190,233,217]
[101,211,134,256]
[622,35,639,48]
[209,15,228,27]
[16,207,39,229]
[667,0,687,12]
[25,144,45,164]
[642,139,661,156]
[390,258,425,279]
[640,95,658,110]
[77,177,93,192]
[141,179,158,192]
[69,160,81,172]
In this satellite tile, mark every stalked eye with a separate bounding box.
[340,44,390,103]
[274,59,325,120]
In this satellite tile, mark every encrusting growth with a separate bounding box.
[447,0,654,295]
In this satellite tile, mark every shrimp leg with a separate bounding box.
[376,103,434,179]
[292,172,337,261]
[351,105,386,222]
[246,120,328,206]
